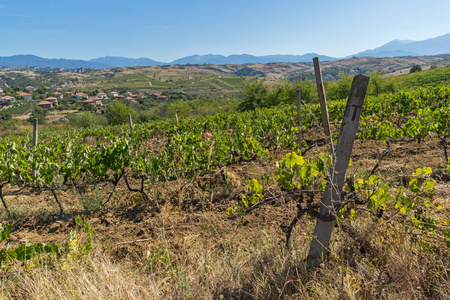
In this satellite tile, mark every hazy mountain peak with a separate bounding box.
[352,33,450,58]
[89,56,166,67]
[0,33,449,68]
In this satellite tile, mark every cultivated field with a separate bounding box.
[0,67,449,299]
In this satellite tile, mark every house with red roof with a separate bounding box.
[150,92,162,99]
[82,97,102,106]
[19,93,32,101]
[96,92,107,99]
[25,86,36,93]
[45,97,58,106]
[73,93,88,99]
[54,92,63,99]
[1,96,16,105]
[37,101,53,109]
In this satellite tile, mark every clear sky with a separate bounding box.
[0,0,449,62]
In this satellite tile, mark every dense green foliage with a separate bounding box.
[410,65,422,73]
[106,101,135,125]
[238,78,318,111]
[0,85,449,196]
[68,112,107,128]
[393,65,450,88]
[238,66,450,111]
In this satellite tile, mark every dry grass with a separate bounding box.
[1,208,449,300]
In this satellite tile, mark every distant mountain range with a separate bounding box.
[352,33,450,57]
[0,54,336,69]
[0,55,107,69]
[1,33,449,69]
[169,53,336,65]
[89,56,166,67]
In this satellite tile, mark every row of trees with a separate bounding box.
[238,72,396,111]
[62,97,240,128]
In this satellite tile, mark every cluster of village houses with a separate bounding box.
[0,86,169,109]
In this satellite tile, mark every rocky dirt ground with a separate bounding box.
[0,136,448,266]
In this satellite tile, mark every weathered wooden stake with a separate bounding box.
[128,114,133,138]
[296,89,302,149]
[307,74,370,268]
[313,57,334,153]
[32,118,38,177]
[0,184,10,217]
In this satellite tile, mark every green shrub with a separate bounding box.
[410,65,422,73]
[324,72,354,100]
[68,112,107,128]
[106,101,136,125]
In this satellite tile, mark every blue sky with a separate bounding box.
[0,0,449,61]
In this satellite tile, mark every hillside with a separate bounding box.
[1,55,449,99]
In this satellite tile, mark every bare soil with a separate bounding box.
[1,136,449,265]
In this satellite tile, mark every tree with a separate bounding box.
[28,106,48,124]
[277,78,317,104]
[237,78,268,111]
[325,72,354,100]
[367,71,396,95]
[2,87,13,95]
[167,100,193,118]
[69,112,106,128]
[410,65,422,73]
[0,111,12,120]
[106,101,135,125]
[237,77,318,111]
[36,87,48,94]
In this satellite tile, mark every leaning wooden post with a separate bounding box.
[128,114,133,138]
[313,57,334,153]
[296,89,302,149]
[307,74,370,268]
[32,118,38,177]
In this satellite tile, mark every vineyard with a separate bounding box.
[0,83,449,298]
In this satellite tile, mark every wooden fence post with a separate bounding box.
[296,89,302,149]
[307,74,370,268]
[313,57,334,153]
[128,114,133,138]
[32,118,38,177]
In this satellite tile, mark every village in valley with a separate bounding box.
[0,84,172,125]
[1,85,169,110]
